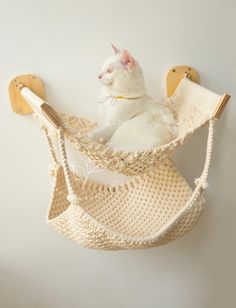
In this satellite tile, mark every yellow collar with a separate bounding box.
[99,95,144,104]
[114,95,143,100]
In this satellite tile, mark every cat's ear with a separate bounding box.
[111,43,120,54]
[121,50,135,70]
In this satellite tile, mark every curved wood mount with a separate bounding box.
[166,65,200,97]
[8,74,46,114]
[166,65,230,118]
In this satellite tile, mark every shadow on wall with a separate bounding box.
[0,268,56,308]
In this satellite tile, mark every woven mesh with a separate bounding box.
[59,93,209,176]
[41,78,221,250]
[47,159,205,250]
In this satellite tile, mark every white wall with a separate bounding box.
[1,0,236,307]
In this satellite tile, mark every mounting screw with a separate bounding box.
[184,72,191,79]
[16,82,25,90]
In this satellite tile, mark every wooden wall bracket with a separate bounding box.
[166,65,230,119]
[9,74,61,128]
[8,74,46,114]
[166,65,200,97]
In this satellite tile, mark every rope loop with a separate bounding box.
[194,177,209,189]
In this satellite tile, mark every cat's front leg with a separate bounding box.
[90,125,117,143]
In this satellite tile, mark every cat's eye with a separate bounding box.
[107,68,113,73]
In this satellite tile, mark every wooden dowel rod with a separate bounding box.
[19,86,62,129]
[214,94,230,119]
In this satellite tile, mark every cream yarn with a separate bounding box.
[38,78,223,250]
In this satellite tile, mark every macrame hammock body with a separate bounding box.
[31,77,224,250]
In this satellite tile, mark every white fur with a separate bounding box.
[92,48,177,152]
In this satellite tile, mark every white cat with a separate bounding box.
[91,44,177,152]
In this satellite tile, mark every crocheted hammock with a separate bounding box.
[15,77,229,250]
[58,78,224,176]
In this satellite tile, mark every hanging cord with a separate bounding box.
[57,127,79,205]
[194,119,216,189]
[41,122,79,204]
[41,125,60,176]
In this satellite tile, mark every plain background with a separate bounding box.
[0,0,235,307]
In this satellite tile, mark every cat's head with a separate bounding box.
[98,44,146,97]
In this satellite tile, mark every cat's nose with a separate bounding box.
[98,74,102,79]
